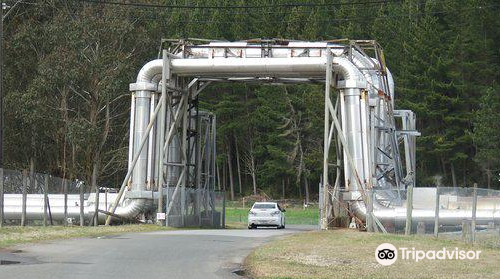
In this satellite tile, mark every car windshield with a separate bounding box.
[253,203,276,209]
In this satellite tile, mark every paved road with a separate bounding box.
[0,225,315,279]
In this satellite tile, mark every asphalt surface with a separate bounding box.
[0,225,315,279]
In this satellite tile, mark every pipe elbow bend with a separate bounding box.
[136,59,163,84]
[332,57,367,89]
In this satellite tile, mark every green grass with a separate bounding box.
[225,205,318,225]
[0,224,172,249]
[245,229,500,279]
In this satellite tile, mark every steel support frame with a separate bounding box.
[321,49,370,230]
[322,42,404,231]
[394,109,419,188]
[160,74,216,227]
[321,49,333,230]
[107,51,217,226]
[117,39,414,230]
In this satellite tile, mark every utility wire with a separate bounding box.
[79,0,402,10]
[8,0,498,27]
[76,0,496,19]
[119,3,500,26]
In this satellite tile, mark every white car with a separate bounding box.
[248,202,286,229]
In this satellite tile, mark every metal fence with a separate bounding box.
[0,168,226,228]
[1,169,89,195]
[376,187,500,235]
[427,187,500,245]
[333,186,500,244]
[0,168,90,226]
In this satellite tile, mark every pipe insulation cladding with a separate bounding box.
[2,40,499,228]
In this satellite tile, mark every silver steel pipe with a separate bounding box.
[3,41,498,229]
[136,56,366,87]
[132,90,151,191]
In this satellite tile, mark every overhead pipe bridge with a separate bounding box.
[2,39,499,231]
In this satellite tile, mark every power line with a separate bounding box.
[127,4,397,18]
[10,0,498,28]
[79,0,401,10]
[120,3,500,26]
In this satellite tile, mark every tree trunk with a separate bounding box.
[30,157,35,192]
[245,139,257,196]
[61,90,69,189]
[91,160,99,226]
[304,173,310,205]
[227,145,235,201]
[235,136,243,195]
[251,170,257,196]
[249,150,257,195]
[282,177,285,200]
[486,160,491,190]
[462,160,467,187]
[450,162,457,188]
[486,170,491,190]
[222,157,226,191]
[71,144,76,181]
[440,156,448,180]
[216,162,221,191]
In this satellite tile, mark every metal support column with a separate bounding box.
[321,48,333,230]
[181,83,189,227]
[157,50,169,226]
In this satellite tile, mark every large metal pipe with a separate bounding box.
[3,41,499,227]
[1,193,151,223]
[132,90,151,191]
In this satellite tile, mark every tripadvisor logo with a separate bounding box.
[375,243,397,266]
[375,243,482,266]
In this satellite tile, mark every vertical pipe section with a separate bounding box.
[132,90,152,191]
[343,88,365,191]
[321,49,332,230]
[147,93,156,190]
[105,92,166,225]
[128,94,136,186]
[359,90,371,188]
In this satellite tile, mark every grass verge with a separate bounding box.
[0,224,171,249]
[245,229,500,279]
